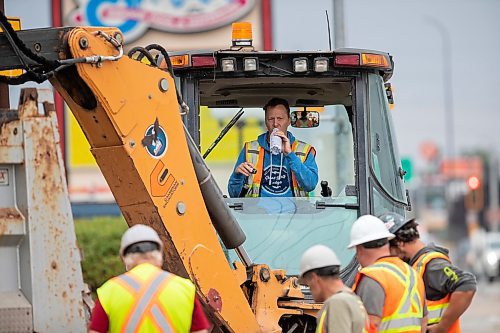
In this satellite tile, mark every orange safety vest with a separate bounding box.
[244,139,315,197]
[97,263,195,333]
[352,257,426,333]
[412,251,461,333]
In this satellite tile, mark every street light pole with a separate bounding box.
[333,0,345,48]
[425,16,455,161]
[425,16,460,239]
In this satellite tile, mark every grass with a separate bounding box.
[74,216,128,294]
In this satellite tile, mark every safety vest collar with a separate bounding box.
[244,138,313,198]
[412,250,450,278]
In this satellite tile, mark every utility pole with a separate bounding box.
[333,0,345,48]
[426,16,455,161]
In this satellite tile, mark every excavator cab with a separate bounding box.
[171,47,410,281]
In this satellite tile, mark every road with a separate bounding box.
[461,279,500,333]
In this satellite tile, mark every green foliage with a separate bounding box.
[74,216,128,293]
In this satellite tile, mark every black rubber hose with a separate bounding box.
[145,44,175,78]
[127,46,157,66]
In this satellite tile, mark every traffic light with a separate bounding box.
[465,175,484,211]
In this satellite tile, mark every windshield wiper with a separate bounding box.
[203,108,244,159]
[315,201,359,210]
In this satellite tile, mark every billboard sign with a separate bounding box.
[66,0,256,43]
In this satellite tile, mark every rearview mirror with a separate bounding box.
[291,111,319,128]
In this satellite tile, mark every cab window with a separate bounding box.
[368,74,406,202]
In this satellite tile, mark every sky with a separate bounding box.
[5,0,500,172]
[273,0,500,171]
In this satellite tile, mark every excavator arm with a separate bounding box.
[0,18,320,332]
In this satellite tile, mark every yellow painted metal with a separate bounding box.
[0,17,22,77]
[50,26,259,332]
[250,264,322,332]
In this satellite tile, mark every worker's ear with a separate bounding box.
[309,271,320,284]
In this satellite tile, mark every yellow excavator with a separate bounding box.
[0,13,410,332]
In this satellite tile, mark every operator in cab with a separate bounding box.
[228,97,318,198]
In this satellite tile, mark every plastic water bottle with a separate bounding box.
[270,128,282,155]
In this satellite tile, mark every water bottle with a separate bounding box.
[270,128,282,155]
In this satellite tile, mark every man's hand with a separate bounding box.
[426,324,445,333]
[427,290,475,333]
[273,130,292,155]
[235,161,255,176]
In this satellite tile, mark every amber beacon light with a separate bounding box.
[232,22,253,47]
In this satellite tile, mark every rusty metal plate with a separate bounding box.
[207,288,222,312]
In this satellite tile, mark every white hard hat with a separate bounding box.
[347,215,395,249]
[120,224,163,257]
[299,244,341,278]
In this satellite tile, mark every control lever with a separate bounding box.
[320,180,332,197]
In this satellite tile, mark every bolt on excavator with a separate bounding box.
[0,14,410,333]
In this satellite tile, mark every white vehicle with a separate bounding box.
[482,232,500,282]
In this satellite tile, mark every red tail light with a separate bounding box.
[192,56,216,67]
[334,54,360,66]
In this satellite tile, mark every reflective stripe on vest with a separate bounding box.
[353,257,425,333]
[315,309,326,333]
[245,140,264,197]
[97,263,195,333]
[290,140,314,197]
[412,252,461,333]
[245,139,313,197]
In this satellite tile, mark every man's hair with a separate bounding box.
[123,241,160,256]
[263,97,290,115]
[361,238,389,249]
[123,249,163,269]
[392,219,420,244]
[304,265,340,280]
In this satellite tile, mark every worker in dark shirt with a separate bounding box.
[380,213,477,333]
[88,224,210,333]
[349,215,427,333]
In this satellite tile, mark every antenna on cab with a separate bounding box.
[325,10,332,51]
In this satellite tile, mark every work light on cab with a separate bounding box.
[314,57,329,72]
[293,57,308,72]
[221,57,236,72]
[244,57,258,71]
